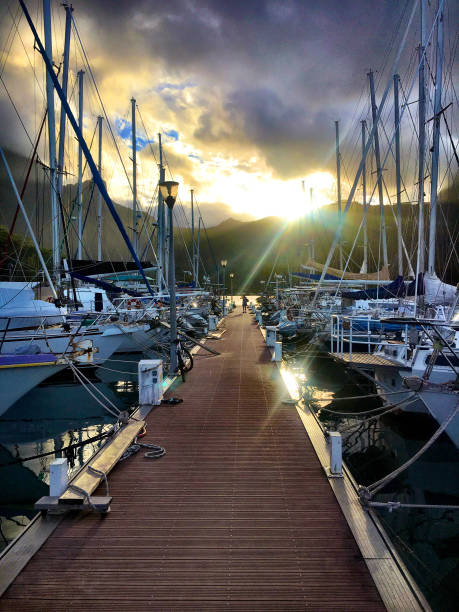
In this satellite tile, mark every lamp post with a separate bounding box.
[159,180,179,374]
[274,274,282,308]
[229,272,234,303]
[220,259,227,309]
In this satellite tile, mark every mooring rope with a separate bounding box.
[368,501,459,511]
[339,397,419,435]
[0,427,116,467]
[359,404,459,499]
[308,388,414,403]
[308,392,417,417]
[66,360,122,420]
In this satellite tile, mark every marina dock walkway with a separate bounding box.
[1,312,385,611]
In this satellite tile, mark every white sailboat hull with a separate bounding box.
[0,362,65,416]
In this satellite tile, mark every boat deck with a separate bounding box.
[331,351,400,369]
[1,313,386,610]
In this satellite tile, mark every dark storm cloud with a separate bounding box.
[2,0,456,185]
[66,0,423,177]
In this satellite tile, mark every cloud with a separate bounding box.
[0,0,456,224]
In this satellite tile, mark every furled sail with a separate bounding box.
[302,260,390,281]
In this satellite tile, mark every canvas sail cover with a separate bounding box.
[302,260,390,281]
[341,276,405,299]
[423,273,457,304]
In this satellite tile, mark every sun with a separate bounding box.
[177,152,337,222]
[208,171,336,221]
[267,171,336,220]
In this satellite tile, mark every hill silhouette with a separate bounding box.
[0,149,457,292]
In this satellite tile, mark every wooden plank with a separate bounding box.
[0,515,62,598]
[59,420,145,503]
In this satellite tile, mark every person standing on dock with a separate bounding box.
[242,295,248,313]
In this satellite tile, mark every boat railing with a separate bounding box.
[331,314,416,364]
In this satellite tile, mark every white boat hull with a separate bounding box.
[0,363,65,416]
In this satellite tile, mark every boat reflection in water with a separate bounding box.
[0,364,128,549]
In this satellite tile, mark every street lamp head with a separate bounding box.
[159,181,179,209]
[221,259,227,268]
[229,273,234,279]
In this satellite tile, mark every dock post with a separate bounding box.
[266,326,277,347]
[328,432,343,477]
[138,359,163,405]
[255,310,262,325]
[273,340,282,362]
[49,458,68,496]
[208,315,217,331]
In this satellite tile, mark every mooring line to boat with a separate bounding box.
[359,404,459,502]
[338,397,419,435]
[92,363,138,376]
[0,427,116,467]
[366,501,459,511]
[116,325,158,356]
[306,388,414,403]
[66,360,123,421]
[305,392,417,417]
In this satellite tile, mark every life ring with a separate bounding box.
[127,298,142,310]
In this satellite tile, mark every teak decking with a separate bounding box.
[1,312,386,611]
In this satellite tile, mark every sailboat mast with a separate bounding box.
[157,133,166,290]
[428,0,443,276]
[56,2,72,201]
[361,120,368,274]
[310,187,315,261]
[335,121,343,270]
[131,97,138,257]
[0,147,57,299]
[97,115,103,261]
[416,0,427,277]
[43,0,60,280]
[394,74,403,276]
[196,216,201,287]
[191,188,195,284]
[77,69,84,259]
[368,70,389,270]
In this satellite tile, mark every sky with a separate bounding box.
[0,0,457,226]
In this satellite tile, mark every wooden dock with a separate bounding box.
[0,313,419,610]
